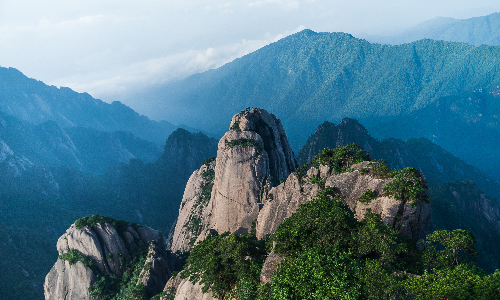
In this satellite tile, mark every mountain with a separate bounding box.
[0,110,163,174]
[0,128,217,300]
[297,118,500,272]
[0,66,177,146]
[165,108,431,299]
[361,12,500,46]
[128,30,500,180]
[297,118,500,201]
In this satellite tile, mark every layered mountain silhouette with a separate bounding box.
[0,67,176,146]
[127,29,500,181]
[361,12,500,46]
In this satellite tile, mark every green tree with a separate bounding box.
[421,229,478,269]
[181,226,267,299]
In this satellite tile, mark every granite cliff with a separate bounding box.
[167,109,431,298]
[44,217,174,300]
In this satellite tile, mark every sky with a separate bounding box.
[1,0,500,107]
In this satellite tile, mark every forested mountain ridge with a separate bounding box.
[133,29,500,179]
[0,67,177,146]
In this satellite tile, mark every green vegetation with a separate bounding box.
[74,214,129,230]
[309,175,326,188]
[178,177,500,299]
[230,122,241,131]
[58,249,93,267]
[368,160,397,179]
[202,157,216,166]
[429,181,500,273]
[383,167,429,205]
[310,144,370,171]
[181,224,267,299]
[89,242,156,300]
[295,143,371,184]
[358,189,378,204]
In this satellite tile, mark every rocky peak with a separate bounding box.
[171,108,297,247]
[44,217,174,300]
[229,107,297,183]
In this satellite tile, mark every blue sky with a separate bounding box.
[1,0,500,106]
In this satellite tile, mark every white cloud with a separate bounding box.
[58,26,307,99]
[248,0,300,10]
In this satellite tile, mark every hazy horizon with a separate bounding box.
[1,0,500,111]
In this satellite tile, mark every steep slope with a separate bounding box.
[0,67,177,146]
[429,181,500,273]
[171,108,297,252]
[297,118,500,201]
[0,111,163,174]
[131,29,500,179]
[0,225,55,300]
[363,12,500,46]
[168,109,431,299]
[1,128,217,300]
[44,216,173,300]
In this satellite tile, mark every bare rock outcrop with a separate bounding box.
[207,108,297,235]
[171,108,298,250]
[257,161,431,241]
[44,219,173,300]
[168,108,431,296]
[171,160,216,253]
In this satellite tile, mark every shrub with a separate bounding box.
[359,189,378,204]
[74,214,128,231]
[230,122,241,130]
[383,167,428,204]
[181,224,267,299]
[59,249,93,267]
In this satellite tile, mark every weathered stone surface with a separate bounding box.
[257,161,431,241]
[171,161,216,253]
[174,278,217,300]
[256,173,321,239]
[229,108,296,183]
[93,223,131,276]
[56,224,109,274]
[45,222,170,300]
[207,129,269,234]
[169,108,431,296]
[260,251,281,284]
[44,259,96,300]
[138,242,172,298]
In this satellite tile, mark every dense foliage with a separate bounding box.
[58,249,93,267]
[181,224,267,299]
[89,243,151,300]
[295,143,370,183]
[180,174,500,299]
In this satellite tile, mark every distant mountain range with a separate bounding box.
[0,67,177,146]
[360,12,500,46]
[128,29,500,182]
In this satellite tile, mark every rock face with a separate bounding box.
[171,108,298,249]
[168,108,431,296]
[430,181,500,272]
[256,161,431,283]
[296,118,500,202]
[44,221,173,300]
[171,160,216,253]
[207,108,297,234]
[256,161,431,241]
